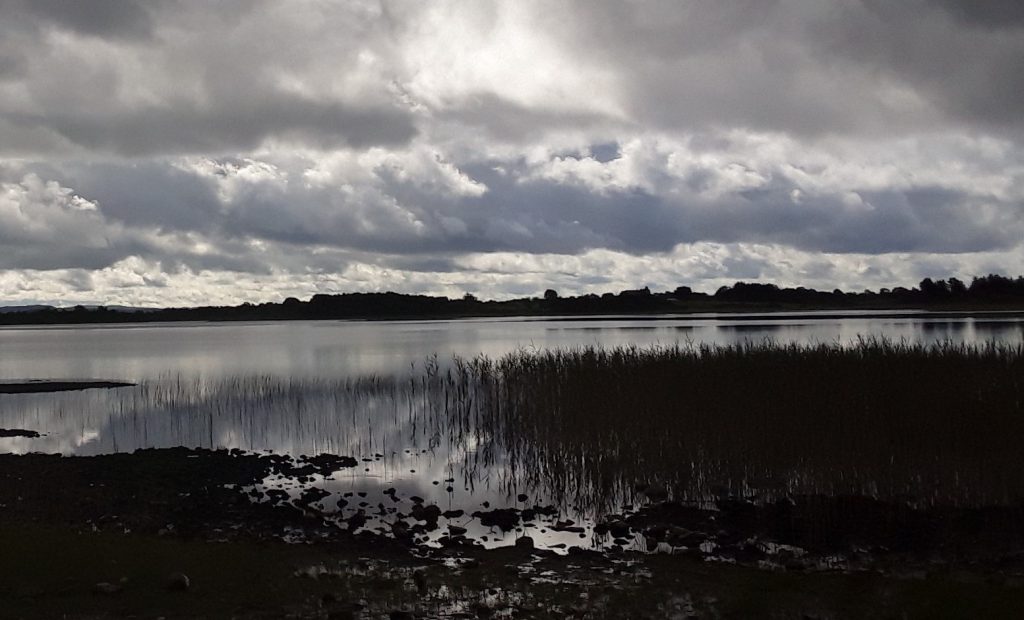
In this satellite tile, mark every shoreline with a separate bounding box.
[0,380,135,394]
[3,448,1024,618]
[2,307,1024,331]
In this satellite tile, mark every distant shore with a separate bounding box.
[2,274,1024,326]
[2,301,1024,329]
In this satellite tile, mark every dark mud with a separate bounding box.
[4,448,1024,618]
[4,448,1024,569]
[0,428,40,437]
[0,448,358,543]
[0,379,135,394]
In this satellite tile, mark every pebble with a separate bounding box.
[515,535,535,550]
[166,572,191,592]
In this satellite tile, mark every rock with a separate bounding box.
[552,520,584,534]
[266,489,290,504]
[532,504,558,517]
[515,535,535,551]
[296,487,331,507]
[0,428,40,438]
[474,508,520,532]
[411,504,441,526]
[413,569,428,596]
[644,485,669,502]
[347,510,368,531]
[166,572,191,592]
[667,527,705,547]
[389,610,415,620]
[645,524,668,541]
[92,581,123,595]
[609,521,631,538]
[391,521,411,540]
[304,454,359,472]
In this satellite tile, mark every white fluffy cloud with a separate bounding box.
[0,0,1021,305]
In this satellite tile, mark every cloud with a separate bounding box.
[0,1,1021,304]
[924,0,1024,29]
[0,0,418,157]
[1,0,158,40]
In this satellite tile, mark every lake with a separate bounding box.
[2,311,1023,382]
[2,312,1023,549]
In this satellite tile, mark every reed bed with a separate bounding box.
[460,339,1024,510]
[8,339,1022,513]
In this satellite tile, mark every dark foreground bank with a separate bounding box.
[3,448,1024,619]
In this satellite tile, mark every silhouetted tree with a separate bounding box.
[949,277,967,297]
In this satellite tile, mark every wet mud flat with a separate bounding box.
[3,448,1024,618]
[0,379,135,394]
[0,428,40,438]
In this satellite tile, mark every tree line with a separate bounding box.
[2,274,1023,325]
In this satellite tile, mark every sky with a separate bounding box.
[0,0,1022,306]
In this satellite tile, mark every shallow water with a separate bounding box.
[2,313,1023,550]
[1,312,1022,381]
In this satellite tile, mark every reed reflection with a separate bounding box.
[3,340,1023,525]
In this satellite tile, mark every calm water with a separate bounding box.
[1,312,1022,382]
[2,313,1022,549]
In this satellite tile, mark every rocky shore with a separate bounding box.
[2,448,1024,618]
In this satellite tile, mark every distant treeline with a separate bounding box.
[2,273,1024,325]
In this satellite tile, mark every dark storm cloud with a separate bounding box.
[700,186,1022,255]
[493,178,1021,257]
[0,1,1021,302]
[0,0,418,157]
[11,97,417,157]
[925,0,1024,28]
[0,0,157,39]
[804,1,1024,131]
[519,0,1024,137]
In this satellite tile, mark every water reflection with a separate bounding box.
[4,338,1023,511]
[1,314,1023,381]
[3,318,1024,550]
